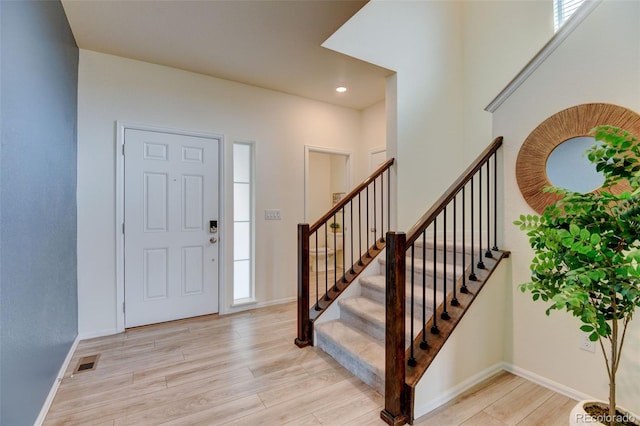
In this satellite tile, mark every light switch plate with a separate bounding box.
[265,209,281,220]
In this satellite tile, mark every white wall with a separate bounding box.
[362,100,387,166]
[325,0,552,230]
[77,50,374,335]
[461,0,553,162]
[414,259,510,419]
[495,0,640,414]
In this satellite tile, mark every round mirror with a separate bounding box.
[516,103,640,214]
[545,136,604,193]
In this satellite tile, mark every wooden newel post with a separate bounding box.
[381,231,408,426]
[295,223,311,348]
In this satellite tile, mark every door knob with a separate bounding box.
[210,237,217,244]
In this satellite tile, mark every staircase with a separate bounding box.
[296,137,506,425]
[314,238,466,393]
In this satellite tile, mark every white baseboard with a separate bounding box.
[34,335,80,426]
[414,362,506,419]
[503,363,593,402]
[77,328,119,340]
[222,296,296,315]
[413,362,593,421]
[254,296,296,309]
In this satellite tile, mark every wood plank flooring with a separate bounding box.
[44,301,575,425]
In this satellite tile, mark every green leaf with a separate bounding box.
[580,325,594,332]
[570,223,580,236]
[579,275,591,286]
[579,228,590,241]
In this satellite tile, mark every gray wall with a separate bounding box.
[0,1,78,424]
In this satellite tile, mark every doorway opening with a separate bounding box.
[304,147,351,224]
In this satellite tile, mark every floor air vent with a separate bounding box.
[74,354,100,374]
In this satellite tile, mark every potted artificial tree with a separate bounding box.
[515,125,640,426]
[329,221,341,233]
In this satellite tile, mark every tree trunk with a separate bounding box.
[609,317,618,426]
[609,372,616,425]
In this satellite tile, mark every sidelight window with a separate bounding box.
[233,142,255,302]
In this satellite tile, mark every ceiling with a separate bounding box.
[61,0,393,110]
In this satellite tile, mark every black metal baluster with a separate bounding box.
[477,167,485,269]
[333,214,338,291]
[431,217,439,335]
[421,229,428,349]
[451,194,459,306]
[441,208,450,320]
[315,230,321,309]
[366,186,371,258]
[380,173,385,243]
[485,162,493,259]
[408,245,417,366]
[324,224,330,301]
[493,152,499,251]
[342,207,348,283]
[469,178,477,281]
[373,178,377,248]
[350,199,355,274]
[461,185,469,291]
[358,193,363,266]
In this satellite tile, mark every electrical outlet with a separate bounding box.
[580,333,596,353]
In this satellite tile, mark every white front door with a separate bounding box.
[124,129,219,328]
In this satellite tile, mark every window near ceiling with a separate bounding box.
[233,142,255,303]
[554,0,586,32]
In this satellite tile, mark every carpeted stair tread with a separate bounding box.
[339,296,385,327]
[414,236,478,252]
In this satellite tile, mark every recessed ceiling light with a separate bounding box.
[336,86,347,93]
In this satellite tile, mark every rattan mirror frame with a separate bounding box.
[516,103,640,214]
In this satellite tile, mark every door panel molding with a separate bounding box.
[115,121,224,332]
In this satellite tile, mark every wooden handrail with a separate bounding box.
[405,137,503,246]
[310,158,395,233]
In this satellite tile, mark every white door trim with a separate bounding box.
[303,145,352,223]
[115,121,225,332]
[369,147,387,172]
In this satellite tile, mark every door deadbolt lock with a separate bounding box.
[209,220,218,234]
[210,237,217,244]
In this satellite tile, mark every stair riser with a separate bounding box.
[378,258,465,284]
[339,304,433,348]
[406,269,463,293]
[414,247,474,264]
[340,307,385,342]
[315,330,385,394]
[361,282,445,312]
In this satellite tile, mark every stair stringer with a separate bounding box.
[408,252,512,422]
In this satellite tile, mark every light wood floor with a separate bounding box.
[44,301,575,425]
